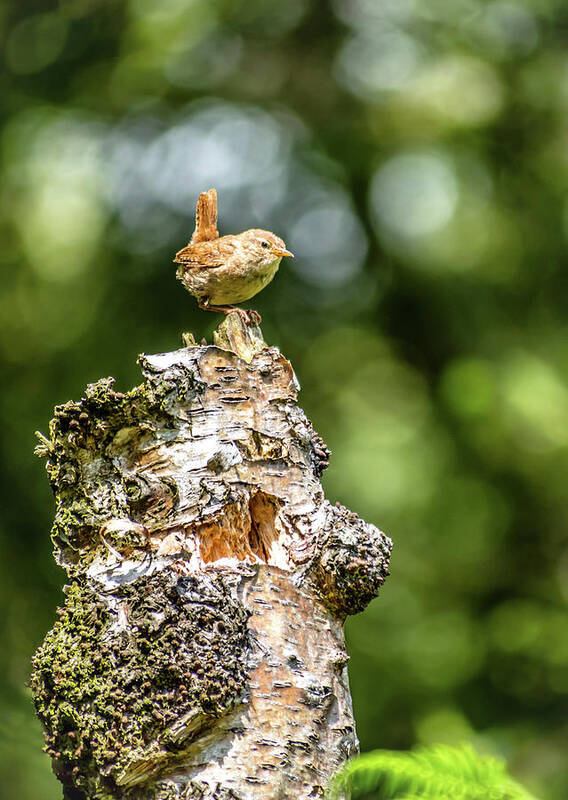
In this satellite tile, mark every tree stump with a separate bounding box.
[31,315,392,800]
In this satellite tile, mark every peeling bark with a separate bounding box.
[31,314,392,800]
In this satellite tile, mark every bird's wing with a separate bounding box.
[174,237,234,268]
[191,188,219,243]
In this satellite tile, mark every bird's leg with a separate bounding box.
[198,299,262,326]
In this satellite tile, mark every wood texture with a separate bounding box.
[31,316,392,800]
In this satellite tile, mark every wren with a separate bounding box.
[174,189,293,324]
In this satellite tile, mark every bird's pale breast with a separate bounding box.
[202,258,281,305]
[179,253,282,305]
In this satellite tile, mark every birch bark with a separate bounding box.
[31,315,392,800]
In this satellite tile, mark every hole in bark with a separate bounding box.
[248,492,279,562]
[197,492,281,565]
[197,501,250,563]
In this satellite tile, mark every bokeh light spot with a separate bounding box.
[164,32,243,89]
[406,55,504,127]
[335,30,422,98]
[474,1,539,59]
[289,197,368,287]
[440,358,496,418]
[500,353,568,452]
[415,707,475,746]
[404,610,484,689]
[370,153,459,238]
[5,13,68,75]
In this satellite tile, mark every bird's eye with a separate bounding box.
[260,240,270,248]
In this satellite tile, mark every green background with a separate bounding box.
[1,1,567,797]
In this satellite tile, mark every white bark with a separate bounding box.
[31,315,392,800]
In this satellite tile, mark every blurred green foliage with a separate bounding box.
[1,1,567,798]
[327,743,537,799]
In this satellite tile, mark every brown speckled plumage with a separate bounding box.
[173,189,293,323]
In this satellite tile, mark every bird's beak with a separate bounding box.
[274,248,294,258]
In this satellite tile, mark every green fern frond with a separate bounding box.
[327,743,539,800]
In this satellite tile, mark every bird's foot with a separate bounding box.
[199,300,261,326]
[223,307,261,326]
[227,307,255,326]
[243,309,262,326]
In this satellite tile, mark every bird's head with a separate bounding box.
[239,229,294,266]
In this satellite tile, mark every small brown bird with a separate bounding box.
[174,188,293,324]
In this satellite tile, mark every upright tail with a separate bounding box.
[191,188,219,243]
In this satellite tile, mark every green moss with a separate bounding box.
[31,572,250,799]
